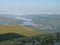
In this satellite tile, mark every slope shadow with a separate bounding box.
[0,33,25,41]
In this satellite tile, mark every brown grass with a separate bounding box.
[0,25,41,36]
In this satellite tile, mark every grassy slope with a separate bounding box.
[0,25,41,36]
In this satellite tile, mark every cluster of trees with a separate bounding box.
[0,32,60,45]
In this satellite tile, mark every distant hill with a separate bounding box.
[0,16,23,25]
[0,16,17,25]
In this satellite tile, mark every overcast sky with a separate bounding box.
[0,0,60,15]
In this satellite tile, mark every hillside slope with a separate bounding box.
[0,25,40,36]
